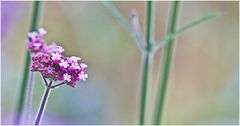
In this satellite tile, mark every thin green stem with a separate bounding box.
[14,1,42,124]
[29,1,43,31]
[101,1,131,34]
[34,80,53,125]
[139,52,153,125]
[101,1,144,50]
[153,1,180,125]
[154,12,222,51]
[145,0,155,48]
[176,12,222,34]
[139,1,155,125]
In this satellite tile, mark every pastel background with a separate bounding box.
[1,1,239,125]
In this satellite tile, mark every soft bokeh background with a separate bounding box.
[1,1,239,125]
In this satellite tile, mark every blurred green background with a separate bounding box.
[1,1,239,125]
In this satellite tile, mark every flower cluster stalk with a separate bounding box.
[34,77,72,125]
[14,1,42,124]
[139,1,155,125]
[152,1,180,125]
[34,79,53,125]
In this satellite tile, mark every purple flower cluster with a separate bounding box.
[27,28,47,53]
[28,28,88,87]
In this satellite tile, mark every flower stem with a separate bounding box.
[145,1,155,47]
[50,82,65,88]
[14,1,42,124]
[139,1,155,125]
[34,82,52,125]
[41,73,49,87]
[101,1,144,50]
[153,12,222,51]
[24,72,35,124]
[139,52,153,125]
[152,1,180,125]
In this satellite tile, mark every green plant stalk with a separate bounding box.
[14,1,42,124]
[145,1,155,48]
[154,12,222,50]
[139,52,153,125]
[176,12,222,34]
[152,1,180,125]
[101,1,143,49]
[100,1,132,35]
[139,1,155,125]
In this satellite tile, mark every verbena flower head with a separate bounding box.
[27,28,47,53]
[29,28,88,87]
[31,47,88,87]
